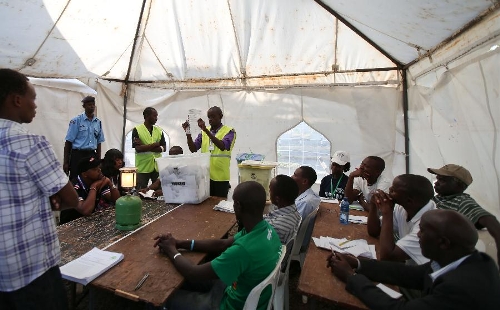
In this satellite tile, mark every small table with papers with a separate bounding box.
[58,197,237,308]
[297,201,382,309]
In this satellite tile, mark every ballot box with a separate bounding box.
[238,161,277,200]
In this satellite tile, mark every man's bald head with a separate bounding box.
[422,209,478,254]
[233,181,266,216]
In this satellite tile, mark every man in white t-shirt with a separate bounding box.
[345,156,391,211]
[367,174,435,265]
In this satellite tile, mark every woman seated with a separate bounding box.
[319,150,351,200]
[101,148,126,195]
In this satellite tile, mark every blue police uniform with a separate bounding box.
[65,113,105,177]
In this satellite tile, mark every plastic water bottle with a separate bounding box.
[339,197,349,225]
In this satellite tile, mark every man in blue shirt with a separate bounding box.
[63,96,105,178]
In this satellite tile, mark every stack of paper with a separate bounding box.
[349,203,365,211]
[213,200,234,213]
[348,215,368,224]
[312,236,376,259]
[320,198,339,204]
[60,247,124,285]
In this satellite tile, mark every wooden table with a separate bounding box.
[297,201,380,310]
[89,196,237,307]
[58,199,180,265]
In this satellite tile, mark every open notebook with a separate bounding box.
[60,247,124,285]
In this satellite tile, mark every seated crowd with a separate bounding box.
[56,142,500,309]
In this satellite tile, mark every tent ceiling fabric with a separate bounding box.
[1,0,495,84]
[320,0,496,65]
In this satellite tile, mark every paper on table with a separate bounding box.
[320,198,339,204]
[348,215,368,224]
[313,237,376,259]
[139,190,156,199]
[377,283,403,299]
[213,200,234,213]
[60,247,124,285]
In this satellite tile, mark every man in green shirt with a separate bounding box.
[154,181,282,310]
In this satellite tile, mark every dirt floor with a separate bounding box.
[68,260,343,310]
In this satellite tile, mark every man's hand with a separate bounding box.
[197,118,207,131]
[327,252,357,282]
[63,163,69,175]
[50,194,62,210]
[182,120,191,134]
[133,137,144,146]
[153,233,178,256]
[373,190,394,215]
[349,168,363,179]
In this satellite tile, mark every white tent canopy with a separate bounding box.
[1,0,499,229]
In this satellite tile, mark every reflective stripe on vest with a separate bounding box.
[135,124,163,173]
[201,125,235,181]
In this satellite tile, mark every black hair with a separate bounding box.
[101,148,124,177]
[299,166,317,186]
[0,69,28,107]
[143,107,157,118]
[343,162,351,172]
[366,156,385,172]
[397,174,434,204]
[208,106,223,117]
[273,174,299,205]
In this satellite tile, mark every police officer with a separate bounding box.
[63,96,105,178]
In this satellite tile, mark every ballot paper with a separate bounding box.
[213,200,235,213]
[349,202,365,211]
[312,236,376,259]
[139,189,156,199]
[320,198,339,204]
[348,215,368,224]
[60,248,124,285]
[377,283,403,299]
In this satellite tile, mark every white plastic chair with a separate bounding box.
[273,237,296,310]
[290,205,320,268]
[243,245,287,310]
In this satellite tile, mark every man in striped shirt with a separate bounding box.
[265,174,302,245]
[428,164,500,263]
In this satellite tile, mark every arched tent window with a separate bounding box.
[124,130,170,167]
[277,122,330,184]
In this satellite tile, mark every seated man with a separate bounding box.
[265,174,301,244]
[292,166,321,249]
[428,164,500,263]
[345,156,391,211]
[368,174,435,265]
[328,209,500,309]
[140,146,183,197]
[59,156,120,224]
[154,181,282,310]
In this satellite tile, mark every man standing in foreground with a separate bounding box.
[0,69,79,309]
[328,209,500,309]
[154,181,281,310]
[63,95,105,178]
[132,107,166,189]
[183,106,236,198]
[428,164,500,263]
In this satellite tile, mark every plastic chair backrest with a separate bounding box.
[291,205,319,259]
[243,245,287,310]
[273,237,296,310]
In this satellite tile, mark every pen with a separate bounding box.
[134,273,149,291]
[338,239,351,247]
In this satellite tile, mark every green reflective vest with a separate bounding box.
[201,125,235,181]
[135,124,163,173]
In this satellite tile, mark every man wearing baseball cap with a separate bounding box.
[63,95,105,178]
[429,164,500,263]
[60,156,120,224]
[319,150,351,200]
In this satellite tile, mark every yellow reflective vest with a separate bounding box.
[135,124,163,173]
[201,125,235,181]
